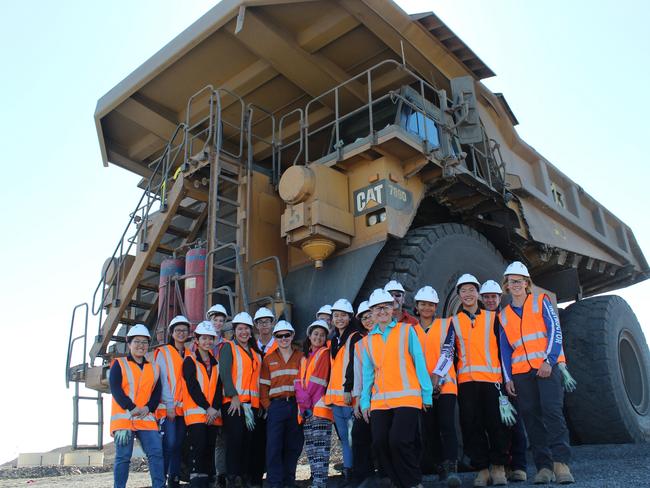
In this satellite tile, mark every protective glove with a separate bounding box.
[242,403,256,431]
[114,429,132,447]
[498,393,517,427]
[558,363,577,393]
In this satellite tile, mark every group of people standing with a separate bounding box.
[109,261,578,488]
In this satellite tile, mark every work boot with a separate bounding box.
[216,474,227,488]
[508,469,527,482]
[442,461,461,487]
[339,467,354,487]
[533,468,555,484]
[490,465,508,485]
[167,475,181,488]
[553,462,575,484]
[473,468,491,487]
[190,475,209,488]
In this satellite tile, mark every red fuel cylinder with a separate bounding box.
[184,247,206,331]
[158,258,185,330]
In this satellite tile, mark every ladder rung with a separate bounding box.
[215,217,239,228]
[156,244,174,255]
[217,195,240,207]
[77,396,101,401]
[129,299,153,310]
[147,263,161,273]
[213,264,237,274]
[208,288,237,296]
[77,422,102,426]
[138,282,158,292]
[166,225,190,238]
[176,206,202,219]
[218,173,239,185]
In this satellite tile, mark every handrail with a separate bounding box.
[278,108,304,168]
[90,122,186,344]
[66,303,89,388]
[247,256,286,311]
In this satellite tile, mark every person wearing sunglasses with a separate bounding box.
[361,289,433,488]
[325,298,361,485]
[295,319,333,488]
[259,321,304,488]
[154,315,191,488]
[218,312,263,488]
[384,280,419,326]
[182,321,221,488]
[417,287,460,487]
[499,262,574,484]
[110,324,164,488]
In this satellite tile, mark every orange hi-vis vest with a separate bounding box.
[365,322,422,411]
[452,310,502,384]
[499,293,565,374]
[182,351,221,426]
[298,347,334,423]
[325,330,359,406]
[413,323,427,349]
[260,340,278,356]
[110,357,160,434]
[222,341,262,408]
[154,344,189,418]
[423,318,458,395]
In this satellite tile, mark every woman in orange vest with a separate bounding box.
[295,319,333,488]
[110,324,164,488]
[361,288,433,488]
[181,321,221,488]
[218,312,262,488]
[325,298,361,484]
[154,315,191,488]
[499,262,574,484]
[350,300,377,486]
[417,286,460,487]
[434,274,510,487]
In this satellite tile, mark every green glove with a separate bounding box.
[558,363,577,393]
[498,393,517,427]
[243,403,256,431]
[114,429,132,447]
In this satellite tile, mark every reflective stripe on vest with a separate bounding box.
[452,311,502,384]
[110,357,159,434]
[366,322,422,410]
[325,331,357,405]
[299,347,333,422]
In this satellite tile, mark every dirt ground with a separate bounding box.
[3,442,650,487]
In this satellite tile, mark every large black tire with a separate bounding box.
[561,295,650,443]
[358,223,506,314]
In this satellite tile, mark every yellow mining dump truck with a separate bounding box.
[65,0,649,449]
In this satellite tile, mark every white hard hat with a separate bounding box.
[169,315,190,329]
[316,304,332,317]
[254,307,275,322]
[480,280,503,295]
[414,286,439,304]
[127,324,151,339]
[306,319,329,337]
[273,320,295,335]
[503,261,530,278]
[331,298,354,314]
[194,320,218,337]
[206,304,228,319]
[368,288,394,308]
[456,274,480,290]
[232,312,254,327]
[356,300,370,317]
[383,280,406,293]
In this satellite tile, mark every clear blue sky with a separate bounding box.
[0,0,648,462]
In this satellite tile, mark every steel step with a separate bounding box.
[155,244,175,255]
[176,205,202,219]
[129,299,154,310]
[215,217,239,228]
[137,282,158,292]
[166,225,191,238]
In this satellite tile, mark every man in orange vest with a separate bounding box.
[432,275,511,487]
[479,280,528,483]
[110,324,165,488]
[361,289,433,488]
